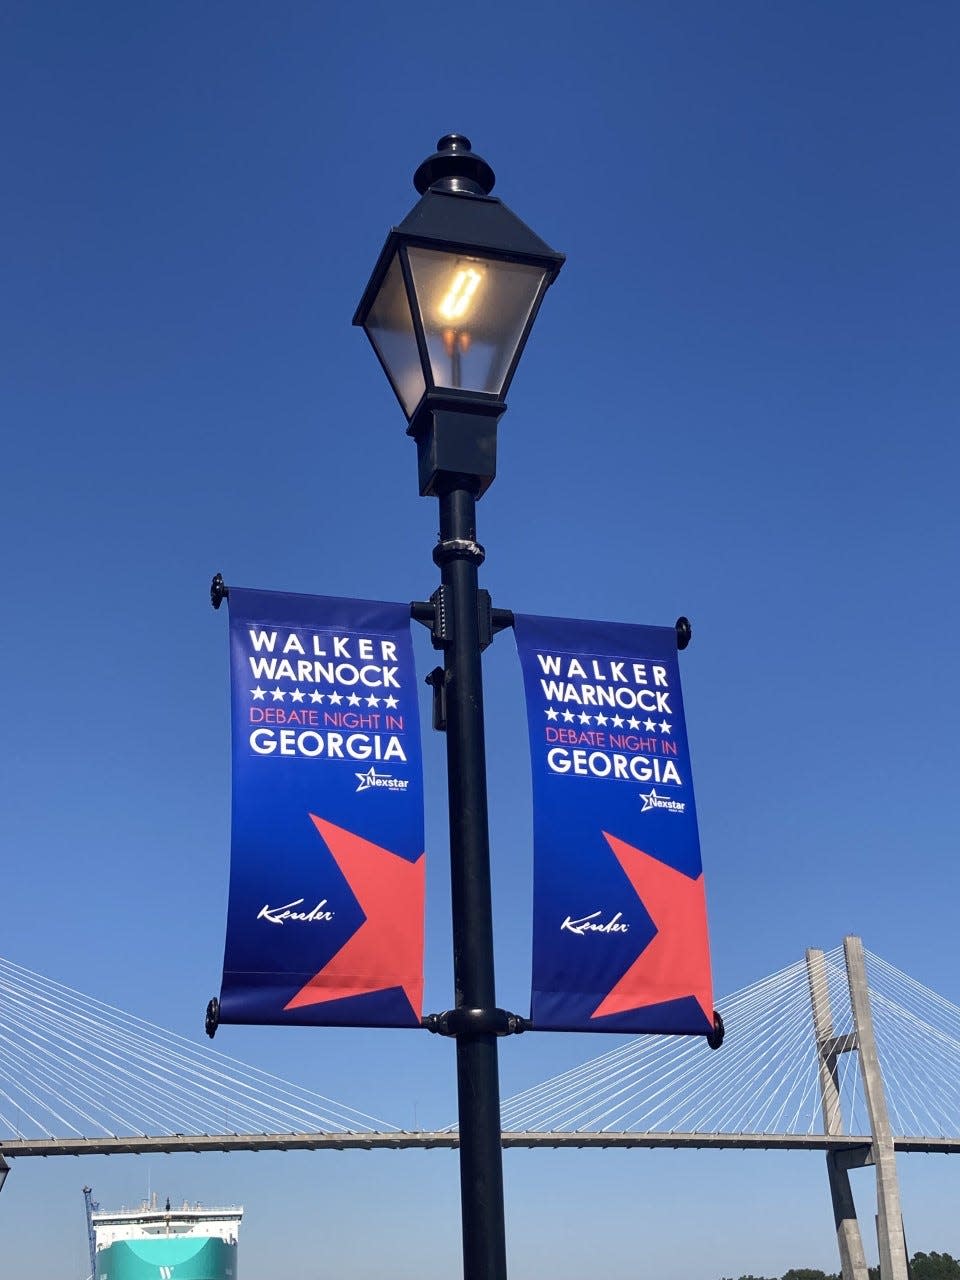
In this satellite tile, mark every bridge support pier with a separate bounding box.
[806,948,869,1280]
[807,939,910,1280]
[845,936,909,1280]
[826,1149,870,1280]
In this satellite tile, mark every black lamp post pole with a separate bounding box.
[435,481,507,1280]
[353,135,566,1280]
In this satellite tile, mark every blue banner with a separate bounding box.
[218,588,425,1028]
[514,614,714,1035]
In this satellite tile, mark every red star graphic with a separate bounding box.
[284,816,424,1018]
[591,831,712,1024]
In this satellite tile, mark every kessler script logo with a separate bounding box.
[355,766,410,793]
[640,788,686,814]
[561,910,629,936]
[257,898,335,925]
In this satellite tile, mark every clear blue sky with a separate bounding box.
[2,2,958,1276]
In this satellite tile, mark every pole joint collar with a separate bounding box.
[432,537,486,567]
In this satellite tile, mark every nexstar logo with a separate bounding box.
[355,767,410,793]
[639,788,686,814]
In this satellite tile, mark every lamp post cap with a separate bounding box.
[436,132,474,152]
[413,134,496,196]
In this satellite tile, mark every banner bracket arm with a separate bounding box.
[490,607,515,636]
[410,595,514,653]
[213,584,685,655]
[410,598,437,628]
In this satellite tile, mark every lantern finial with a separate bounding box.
[413,135,496,197]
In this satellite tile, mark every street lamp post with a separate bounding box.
[354,135,564,1280]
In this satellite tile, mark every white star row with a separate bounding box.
[544,706,672,733]
[250,687,399,709]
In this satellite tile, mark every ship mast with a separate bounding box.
[82,1186,99,1280]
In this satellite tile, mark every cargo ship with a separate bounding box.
[87,1193,242,1280]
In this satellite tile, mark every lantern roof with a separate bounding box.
[353,136,564,327]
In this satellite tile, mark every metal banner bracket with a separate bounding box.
[204,997,220,1039]
[425,667,447,732]
[422,1007,532,1037]
[411,588,497,652]
[211,573,229,610]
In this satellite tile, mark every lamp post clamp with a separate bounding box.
[412,587,494,653]
[429,585,449,648]
[422,1007,532,1037]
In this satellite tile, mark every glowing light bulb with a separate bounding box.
[438,267,482,320]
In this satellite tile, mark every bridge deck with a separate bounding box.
[2,1132,958,1158]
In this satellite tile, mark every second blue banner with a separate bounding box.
[514,613,714,1036]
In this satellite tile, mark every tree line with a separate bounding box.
[722,1250,960,1280]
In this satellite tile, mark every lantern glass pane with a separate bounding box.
[363,252,425,416]
[407,248,547,396]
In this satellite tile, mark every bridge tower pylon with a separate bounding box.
[805,936,910,1280]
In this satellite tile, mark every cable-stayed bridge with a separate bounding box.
[1,939,958,1155]
[2,938,958,1280]
[498,940,960,1152]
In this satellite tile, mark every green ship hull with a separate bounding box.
[97,1235,237,1280]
